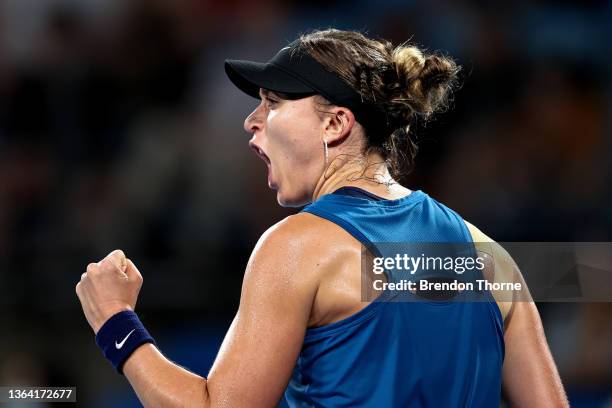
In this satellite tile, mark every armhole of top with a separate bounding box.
[300,207,391,339]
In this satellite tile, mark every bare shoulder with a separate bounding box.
[245,212,350,295]
[463,220,529,323]
[251,212,345,262]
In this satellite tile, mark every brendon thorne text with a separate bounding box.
[372,279,522,292]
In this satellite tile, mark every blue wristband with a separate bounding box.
[95,310,156,375]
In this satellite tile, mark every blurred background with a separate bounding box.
[0,0,610,406]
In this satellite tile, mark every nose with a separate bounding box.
[244,102,265,134]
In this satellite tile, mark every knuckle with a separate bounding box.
[110,249,126,262]
[86,263,98,273]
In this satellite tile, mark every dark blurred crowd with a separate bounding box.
[0,0,610,406]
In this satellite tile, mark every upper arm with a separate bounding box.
[464,221,569,407]
[501,298,569,407]
[205,215,321,407]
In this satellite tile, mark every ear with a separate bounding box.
[322,106,355,146]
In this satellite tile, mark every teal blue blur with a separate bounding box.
[285,188,504,407]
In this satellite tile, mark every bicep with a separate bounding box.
[206,309,306,407]
[205,221,317,407]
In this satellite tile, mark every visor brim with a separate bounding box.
[225,59,316,99]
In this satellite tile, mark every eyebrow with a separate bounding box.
[260,89,280,99]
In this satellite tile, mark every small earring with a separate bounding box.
[323,139,329,166]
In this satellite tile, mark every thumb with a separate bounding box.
[125,258,143,282]
[103,249,127,275]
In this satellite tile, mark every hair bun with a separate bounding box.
[391,46,461,120]
[420,55,456,89]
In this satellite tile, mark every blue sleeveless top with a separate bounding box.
[284,187,504,407]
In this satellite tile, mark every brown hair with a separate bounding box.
[296,29,461,179]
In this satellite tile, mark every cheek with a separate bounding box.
[281,134,322,185]
[269,113,321,167]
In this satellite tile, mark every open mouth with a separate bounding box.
[249,140,277,189]
[249,142,271,166]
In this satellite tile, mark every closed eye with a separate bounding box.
[265,97,279,108]
[259,89,282,109]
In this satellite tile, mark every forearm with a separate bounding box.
[123,343,210,408]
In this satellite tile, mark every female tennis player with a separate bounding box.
[76,29,568,407]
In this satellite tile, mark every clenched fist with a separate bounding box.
[76,249,143,334]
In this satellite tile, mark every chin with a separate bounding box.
[276,189,311,208]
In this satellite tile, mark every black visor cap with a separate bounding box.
[225,41,391,130]
[224,40,359,104]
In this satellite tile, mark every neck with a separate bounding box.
[311,152,406,202]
